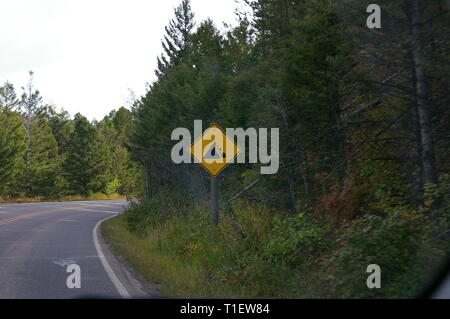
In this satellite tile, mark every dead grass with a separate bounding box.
[0,193,126,204]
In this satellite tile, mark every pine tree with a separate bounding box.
[334,0,448,199]
[20,71,44,196]
[156,0,195,77]
[0,110,26,198]
[102,107,141,196]
[87,125,113,194]
[39,105,74,155]
[28,117,60,197]
[64,114,113,196]
[64,114,95,196]
[0,81,20,111]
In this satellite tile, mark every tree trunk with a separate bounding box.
[287,166,298,215]
[410,0,437,185]
[143,158,152,200]
[412,86,423,202]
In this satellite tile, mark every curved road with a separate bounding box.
[0,200,151,299]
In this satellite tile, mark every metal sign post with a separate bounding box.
[211,176,219,225]
[188,123,240,226]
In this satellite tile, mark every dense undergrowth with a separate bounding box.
[104,175,449,298]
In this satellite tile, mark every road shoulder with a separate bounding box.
[99,216,158,298]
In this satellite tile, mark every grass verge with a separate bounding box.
[101,200,336,298]
[102,214,207,297]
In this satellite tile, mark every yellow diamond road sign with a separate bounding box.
[189,123,241,176]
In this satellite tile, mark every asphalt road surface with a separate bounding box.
[0,200,152,299]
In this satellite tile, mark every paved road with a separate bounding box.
[0,200,151,299]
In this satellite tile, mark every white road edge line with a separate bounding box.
[93,215,131,299]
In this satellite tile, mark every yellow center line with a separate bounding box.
[0,204,120,227]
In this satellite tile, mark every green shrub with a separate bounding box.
[325,211,433,298]
[263,212,332,265]
[105,177,120,195]
[125,188,195,236]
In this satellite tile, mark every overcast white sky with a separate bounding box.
[0,0,241,120]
